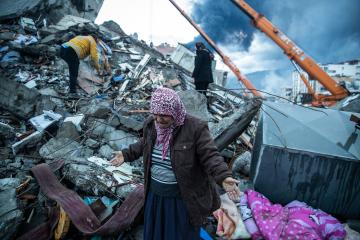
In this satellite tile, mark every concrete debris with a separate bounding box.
[104,129,138,151]
[62,156,140,198]
[56,121,80,140]
[0,178,21,190]
[39,137,82,160]
[178,90,210,121]
[19,17,37,33]
[101,20,126,36]
[232,151,251,177]
[117,115,143,131]
[85,138,100,149]
[24,80,37,89]
[0,122,15,139]
[29,110,62,132]
[63,114,85,132]
[0,32,16,41]
[0,76,40,119]
[0,179,23,240]
[84,100,111,119]
[12,131,43,154]
[0,0,43,21]
[98,144,114,160]
[344,224,360,239]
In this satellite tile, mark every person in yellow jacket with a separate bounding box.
[59,35,101,94]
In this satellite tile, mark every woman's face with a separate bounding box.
[153,114,174,129]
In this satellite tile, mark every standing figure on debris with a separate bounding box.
[59,35,103,95]
[192,41,214,94]
[110,87,239,240]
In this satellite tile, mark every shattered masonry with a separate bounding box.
[0,0,359,239]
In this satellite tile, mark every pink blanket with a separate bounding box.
[241,190,345,240]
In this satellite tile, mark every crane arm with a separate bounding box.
[231,0,349,104]
[169,0,262,97]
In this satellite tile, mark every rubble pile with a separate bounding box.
[1,2,358,240]
[0,8,261,239]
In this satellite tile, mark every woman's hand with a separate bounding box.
[110,151,124,166]
[222,177,240,201]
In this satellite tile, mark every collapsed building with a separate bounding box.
[0,2,261,239]
[0,1,359,240]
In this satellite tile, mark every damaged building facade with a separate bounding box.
[0,1,359,240]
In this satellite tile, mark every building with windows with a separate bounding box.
[292,59,360,100]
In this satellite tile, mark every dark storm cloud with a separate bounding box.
[191,0,360,63]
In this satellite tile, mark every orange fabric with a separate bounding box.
[65,36,100,71]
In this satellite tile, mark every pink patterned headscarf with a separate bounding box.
[150,87,186,159]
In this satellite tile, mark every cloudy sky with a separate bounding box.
[96,0,360,94]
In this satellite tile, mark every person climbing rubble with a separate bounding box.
[110,87,240,240]
[59,34,110,97]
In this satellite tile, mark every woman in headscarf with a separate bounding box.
[110,87,239,240]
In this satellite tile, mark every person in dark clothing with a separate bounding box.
[110,87,239,240]
[192,42,214,94]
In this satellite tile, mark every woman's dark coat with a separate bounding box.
[192,49,214,84]
[122,114,232,226]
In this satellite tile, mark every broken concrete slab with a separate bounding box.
[89,119,116,138]
[0,122,15,139]
[0,32,16,41]
[48,15,91,31]
[62,156,138,198]
[24,80,37,89]
[63,114,85,132]
[38,88,60,97]
[232,151,251,177]
[108,115,121,128]
[15,156,41,171]
[56,121,80,141]
[117,115,143,131]
[85,100,111,119]
[104,130,138,151]
[40,34,57,44]
[9,43,57,58]
[35,96,58,115]
[0,178,21,191]
[98,144,114,160]
[19,17,37,33]
[12,131,43,155]
[46,1,104,24]
[85,138,99,149]
[0,0,42,21]
[29,110,62,132]
[178,90,210,122]
[101,20,126,36]
[0,188,23,240]
[39,137,81,160]
[211,99,261,151]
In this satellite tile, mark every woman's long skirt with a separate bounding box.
[144,191,200,240]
